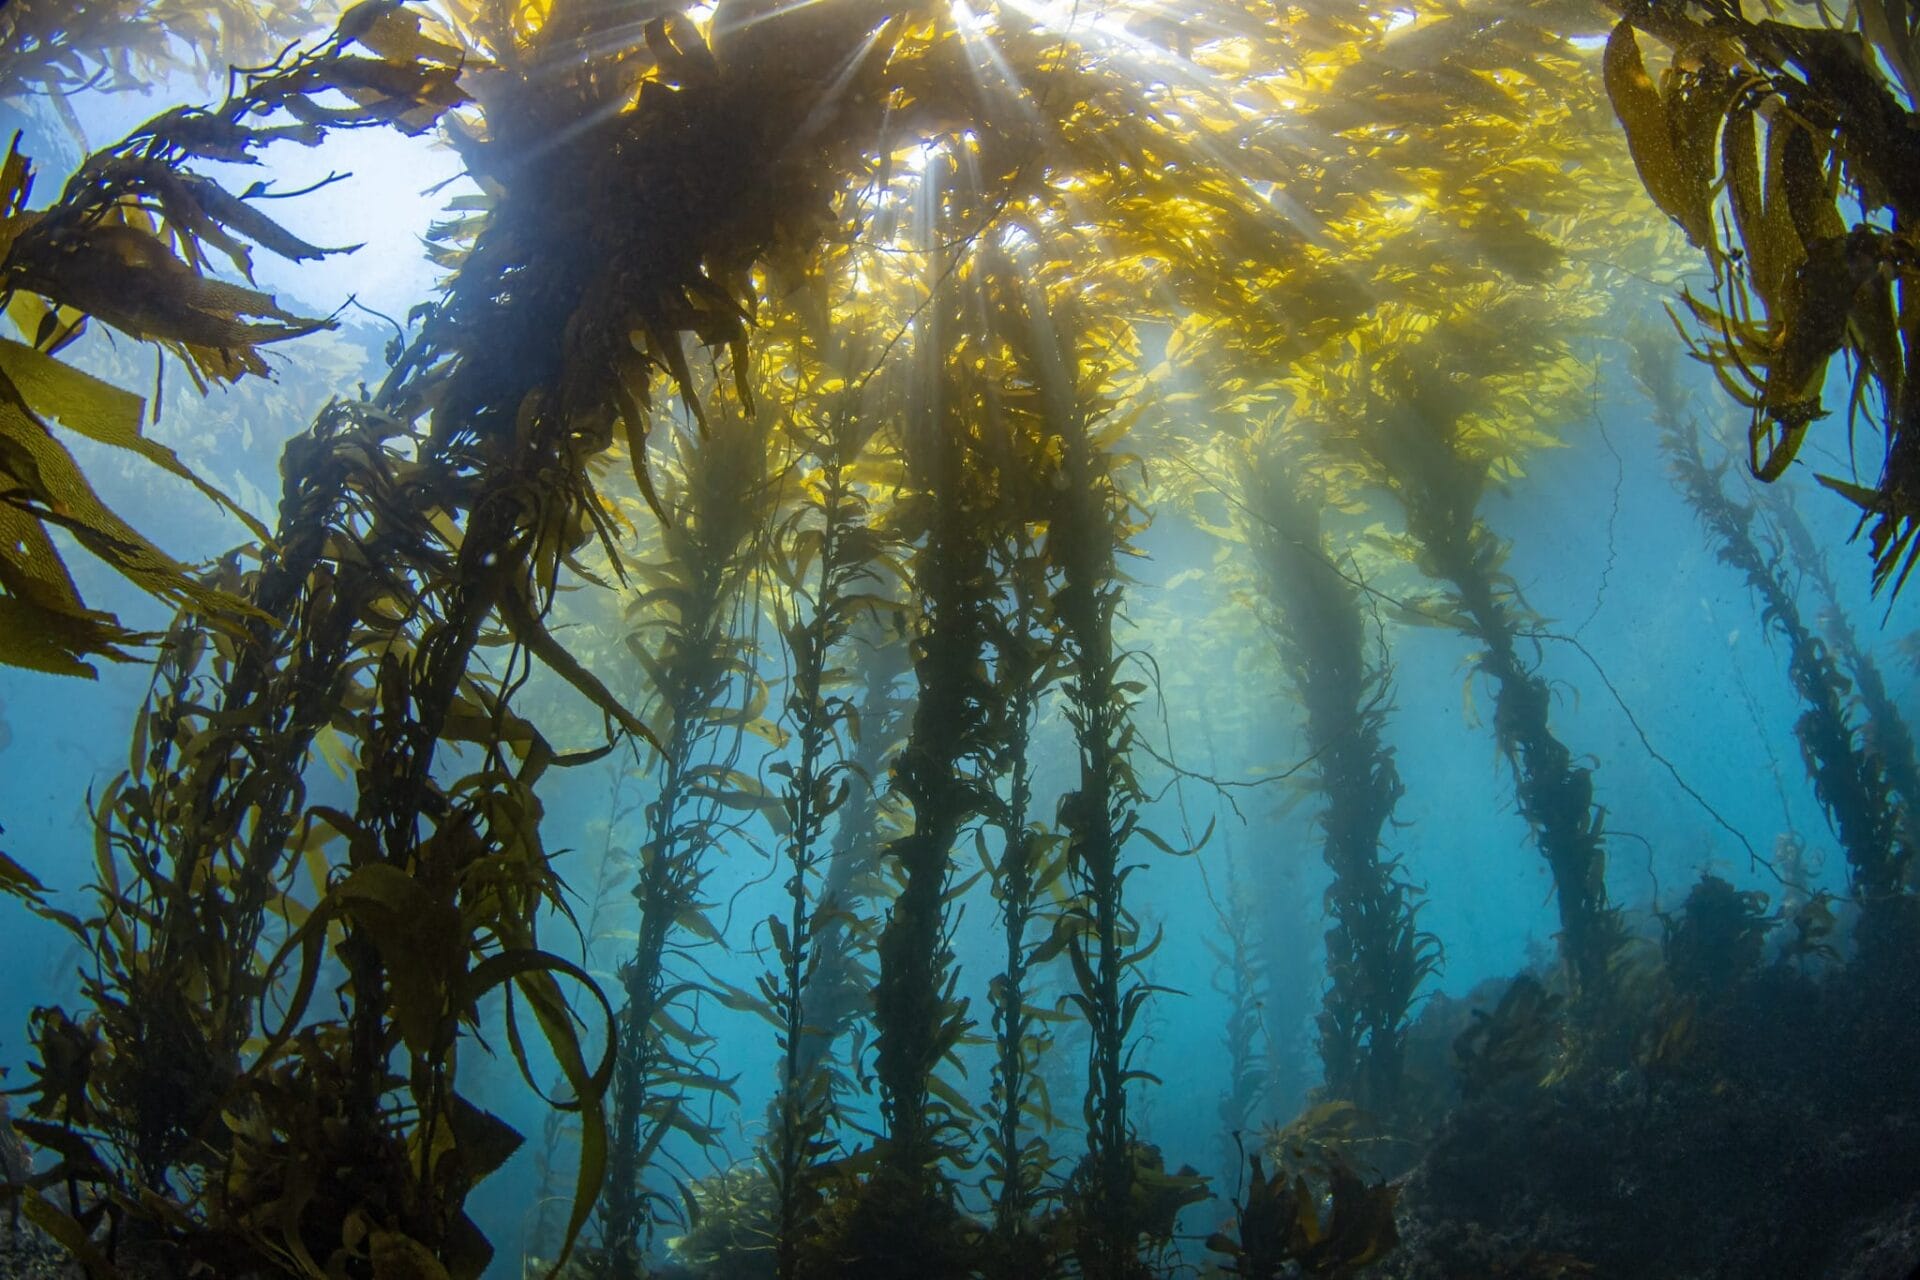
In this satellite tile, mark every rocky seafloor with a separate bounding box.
[1365,941,1920,1280]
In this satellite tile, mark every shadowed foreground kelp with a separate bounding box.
[0,3,460,677]
[1603,0,1920,595]
[7,0,1920,1277]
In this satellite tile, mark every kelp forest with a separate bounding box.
[5,0,1920,1276]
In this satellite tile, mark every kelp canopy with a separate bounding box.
[0,0,1917,1276]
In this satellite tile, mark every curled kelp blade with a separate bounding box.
[0,11,470,676]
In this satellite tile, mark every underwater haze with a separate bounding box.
[1,2,1919,1278]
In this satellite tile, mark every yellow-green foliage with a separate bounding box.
[8,0,1910,1278]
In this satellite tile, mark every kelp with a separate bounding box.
[0,5,459,676]
[1210,1144,1399,1279]
[1241,437,1431,1113]
[1632,330,1911,918]
[18,0,1920,1277]
[1342,315,1626,1010]
[0,11,626,1274]
[792,614,911,1090]
[1660,875,1770,1001]
[1024,299,1157,1280]
[598,403,775,1276]
[1206,856,1271,1155]
[0,0,326,105]
[758,373,899,1280]
[1453,975,1564,1099]
[979,516,1063,1279]
[1603,0,1920,594]
[11,401,615,1277]
[1762,484,1920,843]
[860,282,1001,1275]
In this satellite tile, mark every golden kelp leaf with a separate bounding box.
[1722,106,1781,308]
[1663,54,1738,243]
[0,398,244,620]
[10,223,330,360]
[0,338,270,542]
[0,502,83,609]
[1755,232,1877,479]
[343,0,468,67]
[0,593,142,677]
[1603,22,1713,251]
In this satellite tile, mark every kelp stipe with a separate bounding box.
[1632,333,1912,922]
[598,404,776,1276]
[795,614,912,1086]
[1206,853,1271,1154]
[1241,438,1430,1112]
[979,517,1063,1279]
[850,295,998,1280]
[1350,327,1625,1011]
[1762,486,1920,846]
[1011,285,1158,1280]
[759,385,897,1280]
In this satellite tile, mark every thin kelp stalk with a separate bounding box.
[528,766,645,1268]
[1021,294,1152,1280]
[795,615,912,1083]
[1242,440,1430,1111]
[872,363,995,1198]
[1359,348,1624,1010]
[1206,850,1269,1153]
[1631,336,1911,918]
[982,519,1064,1278]
[601,406,775,1277]
[764,397,888,1280]
[1762,485,1920,836]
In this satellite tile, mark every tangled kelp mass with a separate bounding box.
[3,0,1920,1277]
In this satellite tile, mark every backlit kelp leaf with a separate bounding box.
[1722,106,1793,312]
[1753,231,1880,481]
[0,390,254,663]
[468,950,616,1276]
[0,338,271,541]
[340,0,468,67]
[8,223,330,357]
[0,594,144,677]
[1603,21,1714,253]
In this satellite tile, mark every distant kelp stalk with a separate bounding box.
[1762,485,1920,850]
[758,371,901,1280]
[978,492,1062,1277]
[1632,331,1913,939]
[598,404,776,1277]
[1344,316,1626,1011]
[1240,434,1431,1115]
